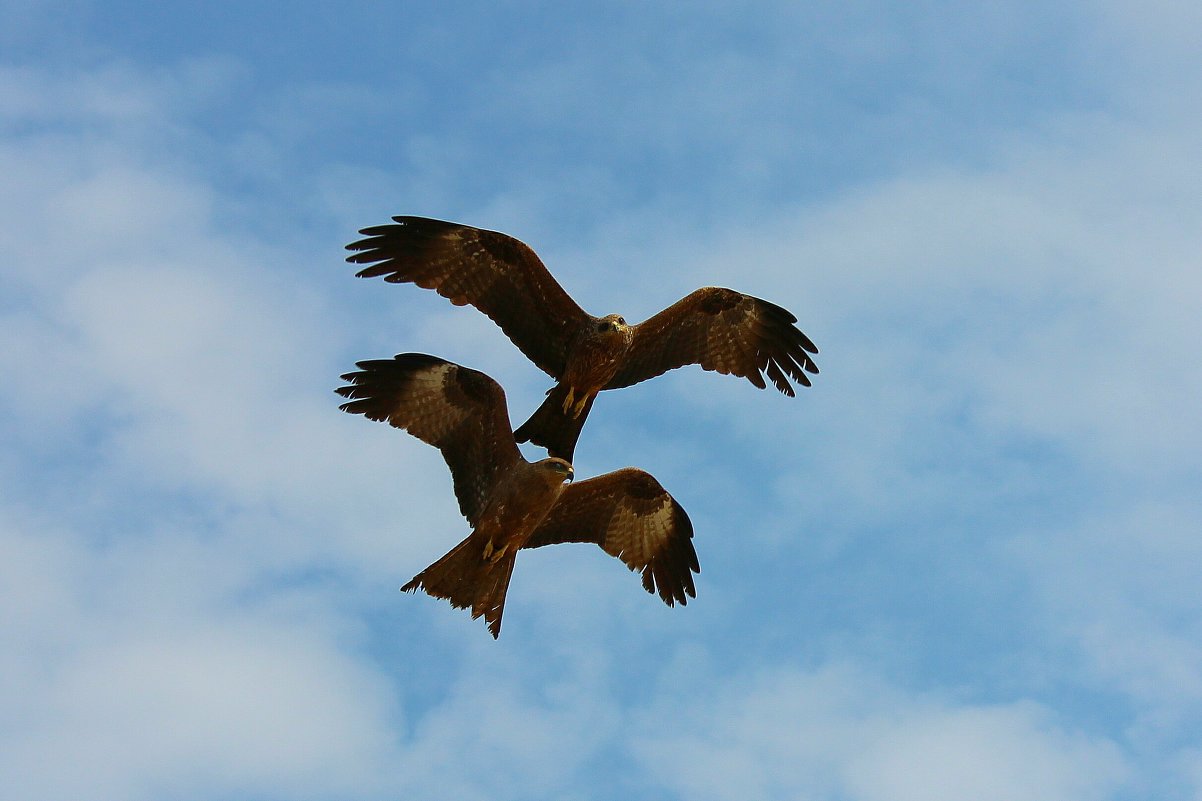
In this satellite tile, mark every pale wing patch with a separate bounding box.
[602,492,675,568]
[703,302,758,380]
[383,362,474,443]
[600,487,696,606]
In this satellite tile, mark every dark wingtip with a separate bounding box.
[345,227,392,253]
[759,296,799,325]
[392,352,450,367]
[344,216,446,263]
[643,495,699,608]
[335,353,454,417]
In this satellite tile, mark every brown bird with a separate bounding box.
[336,353,699,638]
[346,216,819,462]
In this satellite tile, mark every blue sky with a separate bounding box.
[3,2,1201,799]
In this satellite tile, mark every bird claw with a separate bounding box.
[571,394,590,418]
[561,386,591,418]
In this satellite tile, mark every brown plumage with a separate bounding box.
[336,353,699,638]
[346,216,819,462]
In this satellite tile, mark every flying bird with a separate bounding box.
[336,353,699,638]
[346,216,819,462]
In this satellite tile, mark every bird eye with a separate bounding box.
[617,317,626,325]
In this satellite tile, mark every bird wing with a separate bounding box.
[525,468,699,606]
[605,287,819,395]
[346,216,589,377]
[336,353,522,526]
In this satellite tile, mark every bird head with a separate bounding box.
[596,314,630,335]
[542,458,574,483]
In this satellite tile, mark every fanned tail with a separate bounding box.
[401,534,517,638]
[513,384,594,463]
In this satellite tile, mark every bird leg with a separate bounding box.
[558,385,593,417]
[570,391,591,418]
[485,540,511,564]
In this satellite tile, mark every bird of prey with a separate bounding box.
[345,216,819,462]
[336,353,699,638]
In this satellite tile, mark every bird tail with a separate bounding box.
[401,533,517,638]
[513,383,594,463]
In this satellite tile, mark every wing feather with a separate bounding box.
[525,468,699,606]
[335,353,522,525]
[607,287,819,395]
[346,217,589,377]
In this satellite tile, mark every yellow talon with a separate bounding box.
[571,393,590,418]
[487,541,510,564]
[561,387,576,414]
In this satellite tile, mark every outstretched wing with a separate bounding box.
[525,468,699,606]
[605,287,819,395]
[346,216,589,378]
[336,353,522,526]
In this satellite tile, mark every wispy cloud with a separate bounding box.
[634,664,1129,801]
[4,3,1202,799]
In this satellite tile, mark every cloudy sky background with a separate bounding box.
[3,2,1200,799]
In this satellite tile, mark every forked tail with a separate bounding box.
[513,383,595,463]
[401,533,518,638]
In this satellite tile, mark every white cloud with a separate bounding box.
[0,59,469,577]
[847,704,1126,801]
[650,111,1202,500]
[634,664,1128,801]
[12,627,402,801]
[1010,500,1202,740]
[390,656,620,800]
[0,63,420,800]
[0,504,405,801]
